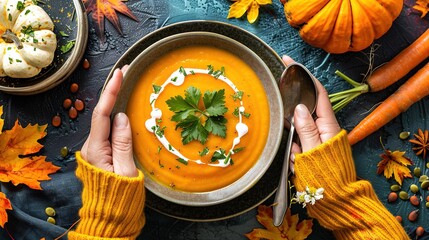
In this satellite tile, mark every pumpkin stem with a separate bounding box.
[328,70,369,113]
[2,29,23,49]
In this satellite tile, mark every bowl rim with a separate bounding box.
[118,31,284,206]
[0,0,88,95]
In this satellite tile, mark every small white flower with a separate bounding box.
[292,186,324,208]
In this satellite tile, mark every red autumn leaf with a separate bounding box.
[0,192,12,228]
[245,205,313,240]
[377,150,413,185]
[82,0,138,43]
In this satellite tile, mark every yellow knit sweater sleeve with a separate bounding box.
[293,130,410,240]
[68,152,146,240]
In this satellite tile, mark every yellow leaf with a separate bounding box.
[414,0,429,18]
[377,150,413,185]
[245,205,313,240]
[0,192,12,228]
[227,0,272,24]
[0,106,3,132]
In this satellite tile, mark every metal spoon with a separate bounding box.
[272,62,318,226]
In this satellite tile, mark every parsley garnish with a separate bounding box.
[207,65,225,79]
[179,66,187,76]
[211,149,226,162]
[231,91,244,101]
[59,31,69,37]
[176,158,188,165]
[233,147,245,153]
[166,86,228,144]
[152,84,162,94]
[17,1,25,11]
[233,107,251,118]
[171,76,177,82]
[199,147,209,156]
[60,40,75,54]
[21,26,35,36]
[8,14,11,21]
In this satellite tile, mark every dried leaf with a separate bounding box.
[414,0,429,18]
[409,129,429,159]
[82,0,138,43]
[227,0,272,24]
[0,192,12,228]
[245,205,313,240]
[377,150,413,185]
[0,107,60,190]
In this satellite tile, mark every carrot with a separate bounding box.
[348,62,429,145]
[329,28,429,112]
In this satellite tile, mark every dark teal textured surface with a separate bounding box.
[0,0,428,239]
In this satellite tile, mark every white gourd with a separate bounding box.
[0,0,56,78]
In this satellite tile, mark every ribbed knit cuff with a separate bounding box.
[69,152,145,240]
[293,130,409,240]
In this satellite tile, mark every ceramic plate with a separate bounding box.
[0,0,88,95]
[106,20,286,221]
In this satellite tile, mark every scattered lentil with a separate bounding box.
[45,207,56,217]
[82,58,90,69]
[63,98,72,109]
[408,209,419,222]
[69,106,78,119]
[421,180,429,189]
[395,215,402,223]
[410,195,420,206]
[399,191,409,200]
[51,115,61,127]
[390,184,401,192]
[388,192,398,202]
[60,146,68,158]
[47,216,56,224]
[414,167,422,177]
[419,175,428,183]
[399,131,410,140]
[70,83,79,93]
[74,99,84,111]
[426,202,429,208]
[410,184,419,194]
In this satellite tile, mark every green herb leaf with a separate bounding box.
[231,91,244,101]
[233,147,245,153]
[211,149,226,162]
[167,86,228,144]
[177,158,188,165]
[17,1,25,11]
[152,84,162,94]
[59,31,69,37]
[199,147,209,156]
[60,40,75,54]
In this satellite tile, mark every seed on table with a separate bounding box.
[70,83,79,93]
[421,180,429,190]
[399,131,410,140]
[416,226,425,237]
[69,107,78,119]
[414,167,421,177]
[82,58,90,69]
[426,202,429,208]
[60,146,68,158]
[74,99,84,111]
[47,217,56,224]
[419,175,428,183]
[45,207,56,217]
[395,215,402,223]
[399,191,409,200]
[388,192,398,202]
[410,195,420,206]
[390,184,401,192]
[427,196,429,202]
[427,162,429,169]
[63,98,72,109]
[410,184,419,193]
[51,115,61,127]
[408,209,419,222]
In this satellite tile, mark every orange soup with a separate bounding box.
[127,45,269,192]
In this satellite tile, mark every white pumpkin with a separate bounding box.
[0,0,57,78]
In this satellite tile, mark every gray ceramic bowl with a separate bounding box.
[0,0,88,95]
[113,32,283,206]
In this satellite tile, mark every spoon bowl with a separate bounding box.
[272,62,318,226]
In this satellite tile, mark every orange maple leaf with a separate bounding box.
[227,0,272,24]
[377,150,413,186]
[0,105,60,227]
[414,0,429,18]
[0,192,12,228]
[82,0,139,43]
[245,205,313,240]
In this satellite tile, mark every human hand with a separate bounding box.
[282,56,341,172]
[80,66,138,177]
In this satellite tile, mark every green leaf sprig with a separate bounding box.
[166,86,228,145]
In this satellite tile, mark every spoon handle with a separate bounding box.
[272,122,295,226]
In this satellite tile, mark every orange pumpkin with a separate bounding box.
[283,0,403,53]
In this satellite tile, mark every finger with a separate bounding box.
[313,80,341,142]
[294,104,322,152]
[290,143,302,174]
[89,68,124,143]
[121,64,129,73]
[111,113,138,177]
[282,55,295,66]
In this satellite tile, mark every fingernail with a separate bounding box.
[114,112,129,129]
[295,104,309,118]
